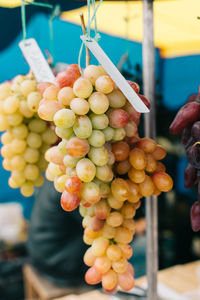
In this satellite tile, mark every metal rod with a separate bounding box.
[142,1,158,300]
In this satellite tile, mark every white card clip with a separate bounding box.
[19,38,55,83]
[81,35,149,113]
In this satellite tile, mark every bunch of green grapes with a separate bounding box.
[0,74,57,197]
[38,64,173,292]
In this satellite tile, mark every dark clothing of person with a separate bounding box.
[27,180,87,286]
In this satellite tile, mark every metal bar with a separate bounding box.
[142,1,158,300]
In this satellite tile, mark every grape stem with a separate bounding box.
[79,13,91,67]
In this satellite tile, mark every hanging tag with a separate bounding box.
[19,38,55,83]
[81,35,149,113]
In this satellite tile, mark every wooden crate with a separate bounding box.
[23,264,91,300]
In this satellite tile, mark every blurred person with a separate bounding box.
[27,179,87,287]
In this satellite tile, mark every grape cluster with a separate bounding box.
[170,94,200,232]
[0,74,57,197]
[38,64,173,292]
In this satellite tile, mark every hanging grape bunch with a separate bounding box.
[0,74,57,197]
[38,63,173,292]
[170,90,200,232]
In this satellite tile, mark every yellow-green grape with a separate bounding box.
[3,95,20,114]
[65,167,77,177]
[11,170,26,185]
[106,211,123,227]
[28,118,47,133]
[70,98,89,115]
[96,165,113,182]
[90,113,109,130]
[102,223,116,239]
[88,147,108,166]
[24,164,39,181]
[11,155,26,171]
[83,65,103,85]
[42,128,57,145]
[91,237,109,257]
[2,159,12,171]
[20,181,34,197]
[88,92,109,115]
[0,84,10,100]
[76,158,96,182]
[13,75,25,85]
[88,130,105,148]
[113,128,126,141]
[81,182,101,204]
[24,148,39,163]
[37,156,48,171]
[27,132,42,149]
[99,182,110,198]
[40,143,50,154]
[1,131,13,144]
[102,127,114,141]
[0,114,9,131]
[107,89,126,108]
[53,108,76,129]
[8,177,20,189]
[11,139,26,154]
[73,77,93,99]
[48,162,63,177]
[12,124,28,139]
[73,116,92,139]
[63,154,80,168]
[34,174,44,187]
[1,144,14,159]
[7,112,23,126]
[27,91,42,112]
[10,83,21,93]
[54,174,68,193]
[57,140,68,155]
[19,100,34,118]
[20,79,37,96]
[107,151,115,166]
[0,101,6,114]
[57,87,75,106]
[55,126,73,140]
[79,205,87,218]
[95,75,115,94]
[45,169,55,182]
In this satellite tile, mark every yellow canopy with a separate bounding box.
[62,0,200,58]
[0,0,33,8]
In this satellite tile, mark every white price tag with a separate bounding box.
[19,38,55,83]
[81,35,149,113]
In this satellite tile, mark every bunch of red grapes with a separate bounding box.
[36,63,173,292]
[170,92,200,232]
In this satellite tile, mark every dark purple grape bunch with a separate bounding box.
[170,91,200,232]
[191,181,200,232]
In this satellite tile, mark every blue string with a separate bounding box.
[78,0,103,73]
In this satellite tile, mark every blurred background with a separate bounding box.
[0,1,200,299]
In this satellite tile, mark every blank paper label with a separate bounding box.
[19,38,55,83]
[81,35,149,113]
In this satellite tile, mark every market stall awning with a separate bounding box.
[62,0,200,58]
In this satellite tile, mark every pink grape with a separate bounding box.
[85,267,102,285]
[108,108,129,128]
[94,256,111,274]
[66,137,90,158]
[61,190,81,211]
[90,216,104,232]
[95,199,111,220]
[83,247,96,267]
[38,100,63,121]
[118,271,135,291]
